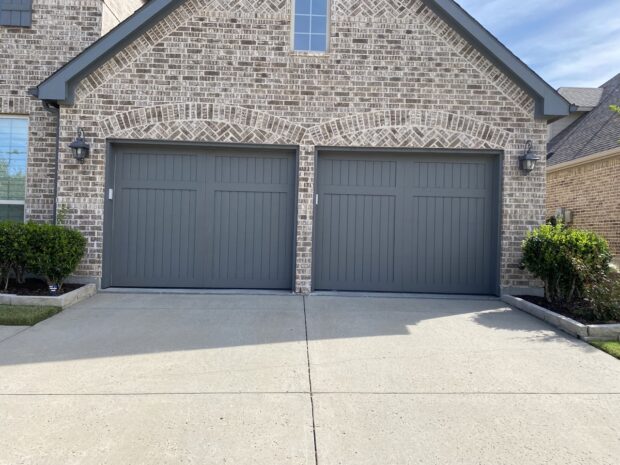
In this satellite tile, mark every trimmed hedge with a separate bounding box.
[522,223,619,321]
[0,221,86,291]
[522,224,611,303]
[0,221,29,290]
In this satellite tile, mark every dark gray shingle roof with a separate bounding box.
[548,73,620,166]
[557,87,603,109]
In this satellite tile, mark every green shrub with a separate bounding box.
[0,221,29,290]
[521,224,612,304]
[580,268,620,322]
[25,224,86,290]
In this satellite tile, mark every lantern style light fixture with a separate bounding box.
[69,127,90,163]
[519,140,540,173]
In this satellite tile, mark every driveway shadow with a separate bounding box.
[0,292,582,367]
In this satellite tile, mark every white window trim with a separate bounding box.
[0,115,29,221]
[291,0,331,54]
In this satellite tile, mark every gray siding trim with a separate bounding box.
[33,0,568,118]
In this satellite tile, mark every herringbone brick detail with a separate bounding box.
[113,120,294,145]
[100,103,306,144]
[208,0,288,15]
[330,127,491,149]
[310,110,512,148]
[333,0,417,19]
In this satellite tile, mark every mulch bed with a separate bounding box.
[0,279,83,297]
[518,295,619,325]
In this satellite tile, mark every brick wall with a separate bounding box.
[0,0,146,223]
[102,0,145,34]
[46,0,548,293]
[0,0,104,223]
[547,153,620,259]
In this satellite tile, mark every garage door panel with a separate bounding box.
[117,151,200,183]
[321,158,397,188]
[106,146,295,289]
[112,187,202,287]
[214,154,292,185]
[408,160,488,190]
[208,190,292,288]
[315,152,498,294]
[315,193,398,291]
[406,195,490,294]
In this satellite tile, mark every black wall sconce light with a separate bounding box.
[519,140,540,173]
[69,127,90,163]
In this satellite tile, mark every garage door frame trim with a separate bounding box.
[311,146,504,295]
[102,139,301,290]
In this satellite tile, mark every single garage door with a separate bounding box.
[314,151,499,294]
[103,144,296,289]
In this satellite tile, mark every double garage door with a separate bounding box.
[104,144,499,294]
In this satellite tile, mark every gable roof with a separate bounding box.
[557,87,604,110]
[32,0,570,119]
[548,73,620,166]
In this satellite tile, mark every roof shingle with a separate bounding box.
[548,74,620,166]
[557,87,604,109]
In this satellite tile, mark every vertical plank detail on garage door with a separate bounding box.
[107,146,296,289]
[206,153,295,288]
[315,152,498,294]
[315,158,398,291]
[110,150,203,287]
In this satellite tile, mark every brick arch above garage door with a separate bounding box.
[309,110,513,148]
[99,103,307,145]
[99,105,513,152]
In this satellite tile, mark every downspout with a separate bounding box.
[42,100,60,225]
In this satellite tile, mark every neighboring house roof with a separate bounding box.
[548,73,620,166]
[557,87,604,110]
[31,0,570,118]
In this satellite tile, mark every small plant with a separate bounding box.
[521,224,612,304]
[25,224,86,291]
[56,203,70,227]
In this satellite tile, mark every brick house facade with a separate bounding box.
[547,152,620,259]
[0,0,145,221]
[9,0,570,294]
[547,75,620,260]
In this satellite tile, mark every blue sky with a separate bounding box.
[457,0,620,89]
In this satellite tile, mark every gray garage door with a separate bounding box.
[103,144,296,289]
[314,151,499,294]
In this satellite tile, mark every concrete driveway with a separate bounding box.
[0,293,619,464]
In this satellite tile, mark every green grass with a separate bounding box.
[591,341,620,359]
[0,305,62,326]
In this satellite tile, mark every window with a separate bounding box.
[293,0,328,52]
[0,0,32,27]
[0,117,28,221]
